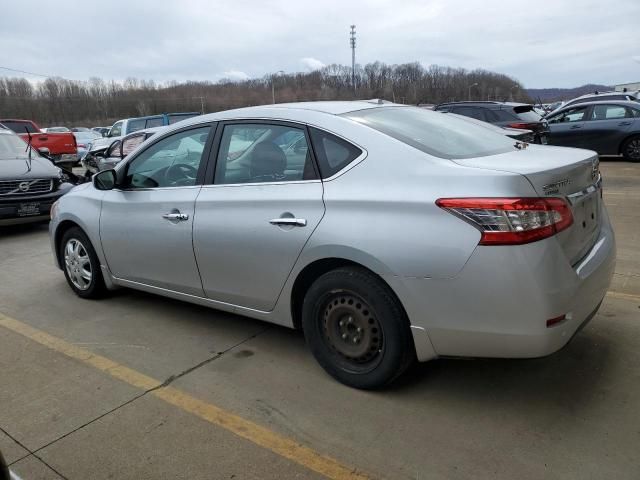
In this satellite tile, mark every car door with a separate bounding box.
[546,105,590,147]
[100,124,214,295]
[580,104,635,154]
[193,121,325,311]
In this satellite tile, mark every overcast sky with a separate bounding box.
[0,0,638,88]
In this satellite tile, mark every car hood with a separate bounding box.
[90,136,121,151]
[0,156,59,179]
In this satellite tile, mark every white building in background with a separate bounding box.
[614,81,640,92]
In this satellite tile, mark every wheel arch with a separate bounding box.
[619,132,640,155]
[289,257,409,331]
[53,220,83,269]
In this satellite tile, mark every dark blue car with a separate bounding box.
[546,100,640,162]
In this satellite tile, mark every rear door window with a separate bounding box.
[590,104,631,120]
[146,117,164,128]
[451,107,485,121]
[121,134,146,156]
[308,127,363,178]
[214,123,317,184]
[492,109,518,122]
[127,119,145,133]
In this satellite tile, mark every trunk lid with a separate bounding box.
[453,145,602,265]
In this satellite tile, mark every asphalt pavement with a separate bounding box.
[0,160,639,480]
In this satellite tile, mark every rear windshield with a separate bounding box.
[512,105,542,122]
[2,121,38,134]
[342,107,515,159]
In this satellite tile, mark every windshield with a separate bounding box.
[343,106,515,159]
[0,132,40,160]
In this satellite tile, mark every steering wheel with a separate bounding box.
[163,163,198,185]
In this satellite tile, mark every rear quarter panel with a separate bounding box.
[301,127,539,279]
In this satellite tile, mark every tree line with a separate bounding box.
[0,62,531,127]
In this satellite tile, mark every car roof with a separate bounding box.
[557,99,640,109]
[572,91,637,100]
[435,101,529,109]
[228,100,404,116]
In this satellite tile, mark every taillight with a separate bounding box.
[436,197,573,245]
[507,122,537,129]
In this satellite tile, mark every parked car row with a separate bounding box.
[433,101,550,144]
[431,96,640,162]
[81,126,167,176]
[544,100,640,161]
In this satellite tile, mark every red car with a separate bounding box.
[0,119,77,168]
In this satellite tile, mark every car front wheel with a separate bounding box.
[60,227,106,299]
[302,266,415,389]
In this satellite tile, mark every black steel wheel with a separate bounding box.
[322,291,384,371]
[302,266,415,389]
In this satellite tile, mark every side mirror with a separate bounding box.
[93,169,117,191]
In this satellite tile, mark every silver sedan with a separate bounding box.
[49,101,616,389]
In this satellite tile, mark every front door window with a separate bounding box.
[125,127,211,188]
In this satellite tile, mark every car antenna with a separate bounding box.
[24,126,33,172]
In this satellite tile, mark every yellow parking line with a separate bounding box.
[0,313,370,480]
[606,291,640,302]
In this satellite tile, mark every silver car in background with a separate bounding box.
[49,101,616,389]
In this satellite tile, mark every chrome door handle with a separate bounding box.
[570,125,582,129]
[162,212,189,221]
[269,218,307,227]
[618,121,632,126]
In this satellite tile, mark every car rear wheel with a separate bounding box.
[60,227,106,299]
[622,136,640,162]
[302,266,415,389]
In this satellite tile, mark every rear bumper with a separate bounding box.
[389,207,616,361]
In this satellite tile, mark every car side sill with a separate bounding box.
[107,273,288,326]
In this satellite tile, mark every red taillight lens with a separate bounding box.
[507,122,537,129]
[436,197,573,245]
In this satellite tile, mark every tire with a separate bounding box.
[302,266,415,389]
[621,135,640,162]
[59,227,106,299]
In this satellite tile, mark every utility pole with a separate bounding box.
[197,96,205,114]
[271,70,285,104]
[468,82,478,101]
[350,25,356,96]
